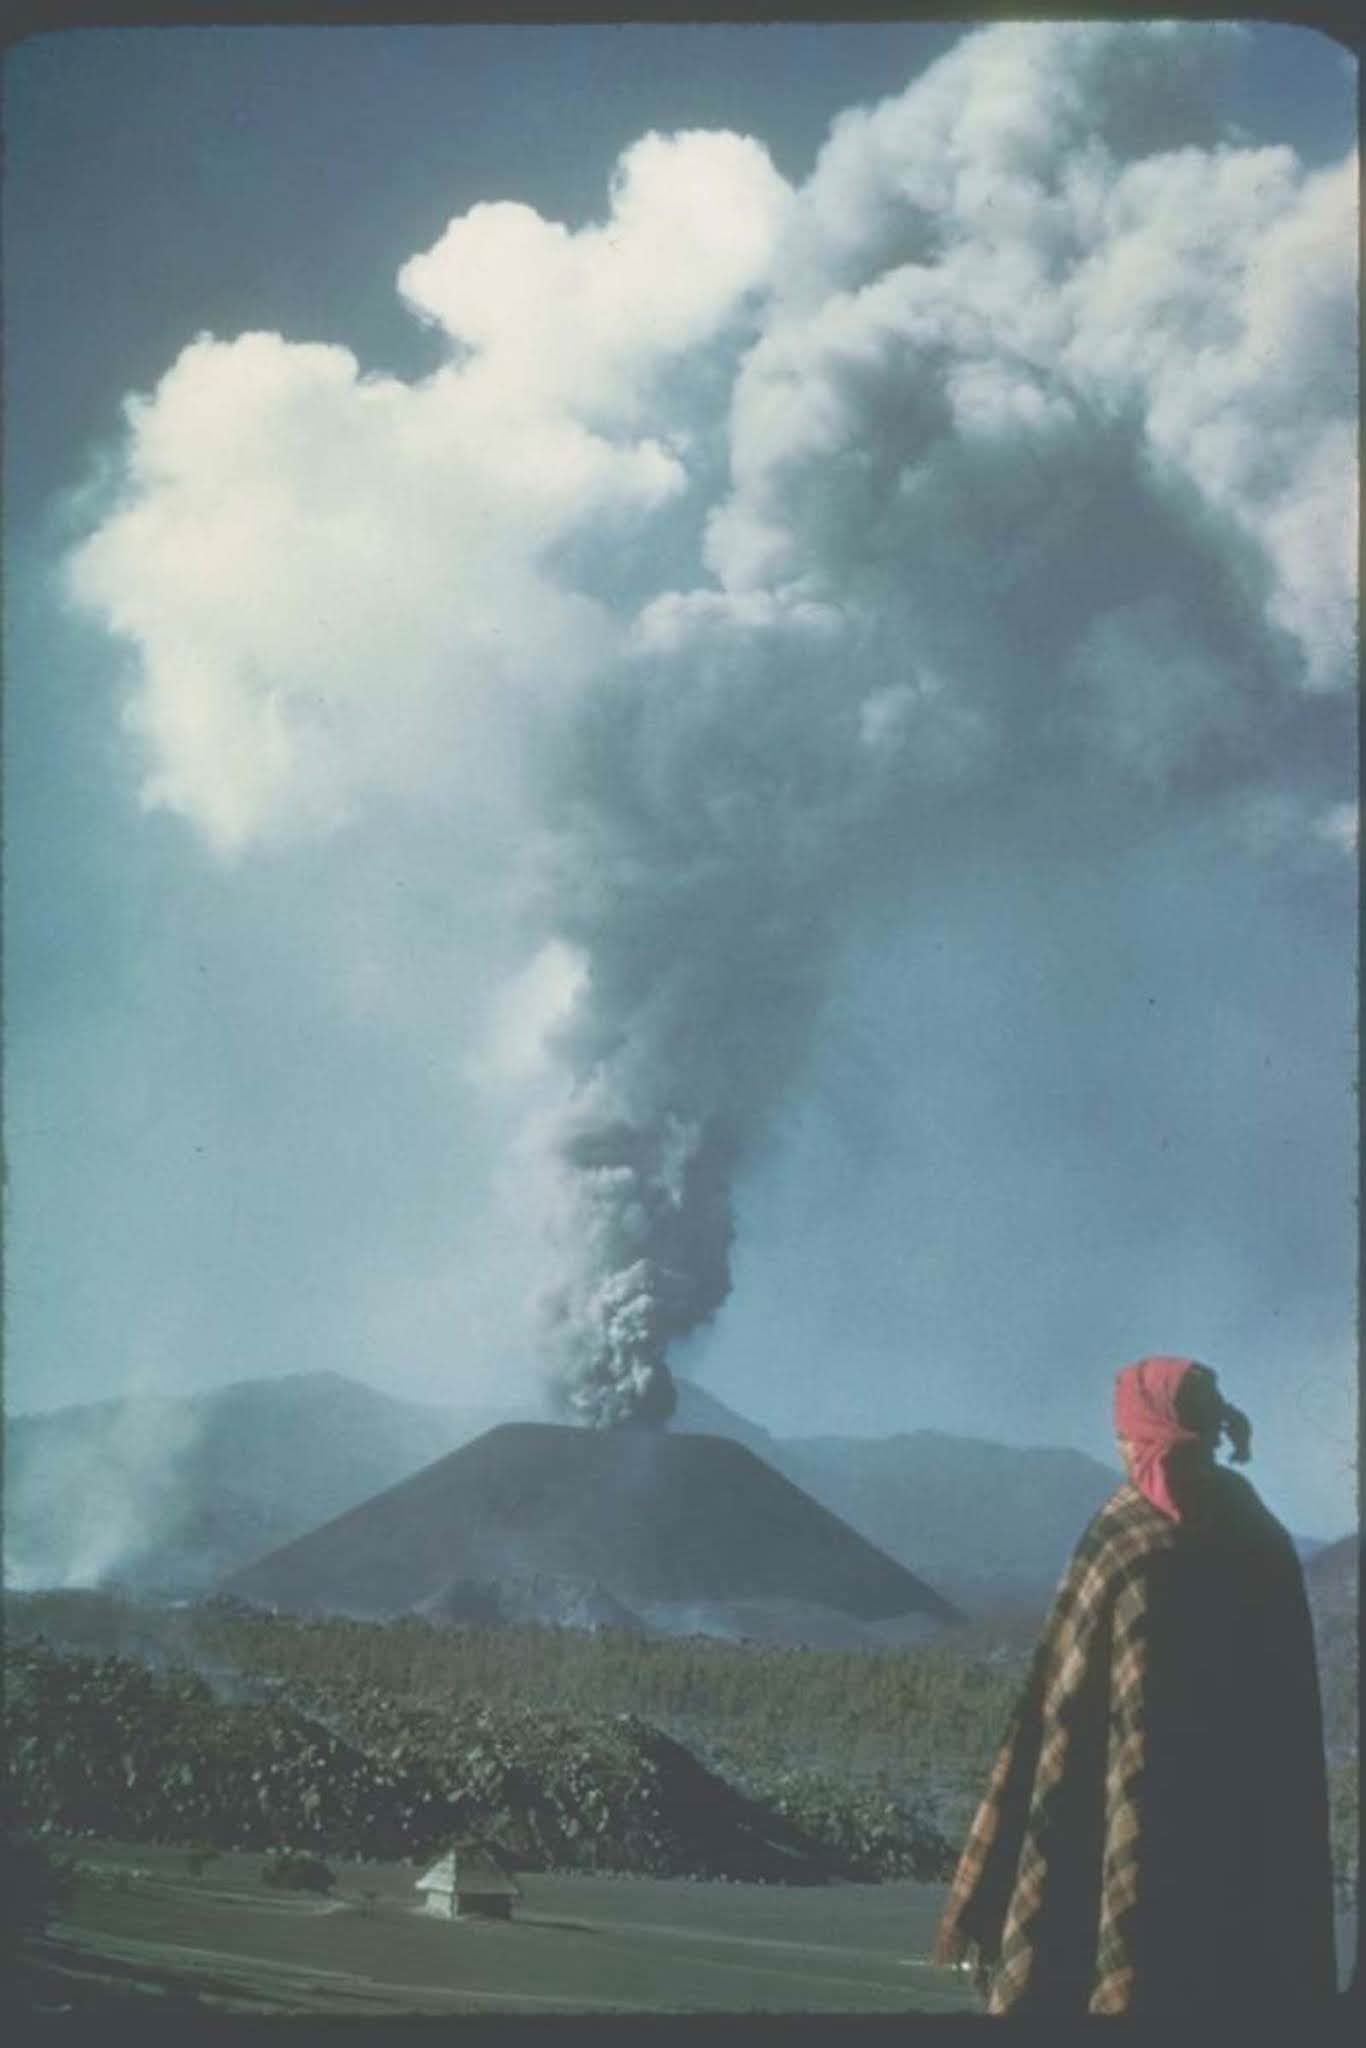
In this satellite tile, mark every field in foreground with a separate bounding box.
[5,1586,1355,2014]
[13,1840,1359,2017]
[11,1840,977,2016]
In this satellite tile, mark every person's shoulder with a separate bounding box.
[1186,1467,1306,1587]
[1206,1465,1292,1541]
[1036,1487,1180,1647]
[1073,1482,1176,1578]
[1092,1479,1167,1533]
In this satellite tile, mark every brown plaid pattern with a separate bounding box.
[936,1483,1176,2014]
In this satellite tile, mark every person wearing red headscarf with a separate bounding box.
[935,1356,1336,2021]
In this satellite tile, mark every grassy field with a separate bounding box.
[14,1840,977,2016]
[14,1838,1358,2016]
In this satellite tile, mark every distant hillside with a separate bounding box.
[222,1422,960,1628]
[770,1430,1122,1608]
[669,1394,1333,1611]
[665,1384,1120,1605]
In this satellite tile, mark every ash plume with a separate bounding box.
[63,25,1356,1431]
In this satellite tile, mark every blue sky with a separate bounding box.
[4,21,1358,1531]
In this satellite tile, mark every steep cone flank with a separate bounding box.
[221,1424,959,1625]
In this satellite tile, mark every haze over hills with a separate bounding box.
[3,1371,526,1594]
[6,1369,1337,1617]
[220,1423,960,1638]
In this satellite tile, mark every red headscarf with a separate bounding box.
[1114,1355,1204,1521]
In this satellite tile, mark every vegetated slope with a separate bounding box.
[10,1585,1355,1895]
[221,1424,959,1626]
[3,1589,1020,1793]
[3,1636,956,1884]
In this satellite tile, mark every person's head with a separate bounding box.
[1113,1356,1252,1520]
[1171,1360,1252,1465]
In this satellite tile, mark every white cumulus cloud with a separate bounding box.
[67,131,792,858]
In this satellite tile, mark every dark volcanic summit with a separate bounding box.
[221,1424,958,1626]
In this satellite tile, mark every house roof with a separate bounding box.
[416,1842,521,1897]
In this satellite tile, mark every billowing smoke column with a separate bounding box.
[522,25,1356,1426]
[65,24,1357,1429]
[541,1113,734,1428]
[530,591,939,1427]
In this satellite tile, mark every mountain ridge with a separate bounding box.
[6,1369,1339,1611]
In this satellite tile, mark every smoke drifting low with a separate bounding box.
[66,25,1356,1428]
[5,1395,204,1592]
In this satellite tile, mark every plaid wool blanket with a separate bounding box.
[936,1474,1336,2018]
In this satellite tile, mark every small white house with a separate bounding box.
[416,1841,522,1921]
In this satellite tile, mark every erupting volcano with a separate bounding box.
[221,1423,959,1636]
